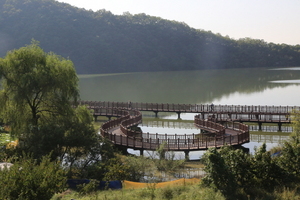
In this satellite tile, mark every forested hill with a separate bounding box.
[1,0,300,74]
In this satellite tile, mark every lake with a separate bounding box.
[79,67,300,159]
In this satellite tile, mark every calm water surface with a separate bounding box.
[79,67,300,159]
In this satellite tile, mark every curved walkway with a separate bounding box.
[98,107,250,154]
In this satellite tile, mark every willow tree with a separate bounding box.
[0,41,104,164]
[0,41,78,133]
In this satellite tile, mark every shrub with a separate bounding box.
[0,153,66,200]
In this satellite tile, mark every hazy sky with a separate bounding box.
[56,0,300,45]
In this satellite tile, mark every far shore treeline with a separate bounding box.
[1,0,300,74]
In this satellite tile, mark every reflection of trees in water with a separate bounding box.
[79,67,300,103]
[249,125,293,132]
[250,134,289,144]
[185,68,300,103]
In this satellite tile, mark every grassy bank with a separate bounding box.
[52,182,300,200]
[52,183,225,200]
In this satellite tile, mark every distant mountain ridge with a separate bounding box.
[1,0,300,74]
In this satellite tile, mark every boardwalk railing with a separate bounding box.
[194,114,225,136]
[99,107,250,151]
[100,109,131,133]
[120,110,142,137]
[80,101,299,114]
[106,130,249,151]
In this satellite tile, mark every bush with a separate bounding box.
[0,153,67,200]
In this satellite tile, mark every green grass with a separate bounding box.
[51,184,226,200]
[52,183,300,200]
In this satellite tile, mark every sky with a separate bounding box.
[55,0,300,45]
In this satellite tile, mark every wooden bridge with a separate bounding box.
[98,107,249,158]
[77,101,299,158]
[81,101,296,118]
[81,101,297,130]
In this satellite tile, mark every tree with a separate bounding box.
[0,41,106,168]
[0,40,79,135]
[202,147,237,198]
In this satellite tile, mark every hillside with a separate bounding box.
[1,0,300,74]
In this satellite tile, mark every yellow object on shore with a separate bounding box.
[123,178,200,189]
[6,140,18,149]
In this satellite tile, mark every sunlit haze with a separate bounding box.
[55,0,300,45]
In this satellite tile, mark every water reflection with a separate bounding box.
[79,67,300,105]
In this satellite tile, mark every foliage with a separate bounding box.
[0,41,117,179]
[202,144,295,198]
[251,144,288,190]
[77,179,100,196]
[83,147,185,183]
[154,143,185,174]
[0,40,79,137]
[1,0,300,74]
[84,154,156,182]
[0,153,66,200]
[0,133,10,147]
[201,147,238,197]
[122,155,156,182]
[201,110,300,198]
[276,110,300,181]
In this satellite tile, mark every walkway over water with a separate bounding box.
[81,101,297,122]
[79,101,297,157]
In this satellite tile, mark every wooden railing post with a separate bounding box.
[193,133,195,144]
[214,136,217,147]
[133,136,136,148]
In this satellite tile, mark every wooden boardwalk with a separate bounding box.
[80,101,297,123]
[77,101,298,157]
[107,126,246,152]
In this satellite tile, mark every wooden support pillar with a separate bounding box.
[176,112,181,119]
[258,122,262,131]
[94,115,98,121]
[154,111,158,118]
[278,122,282,132]
[140,149,144,156]
[184,150,189,160]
